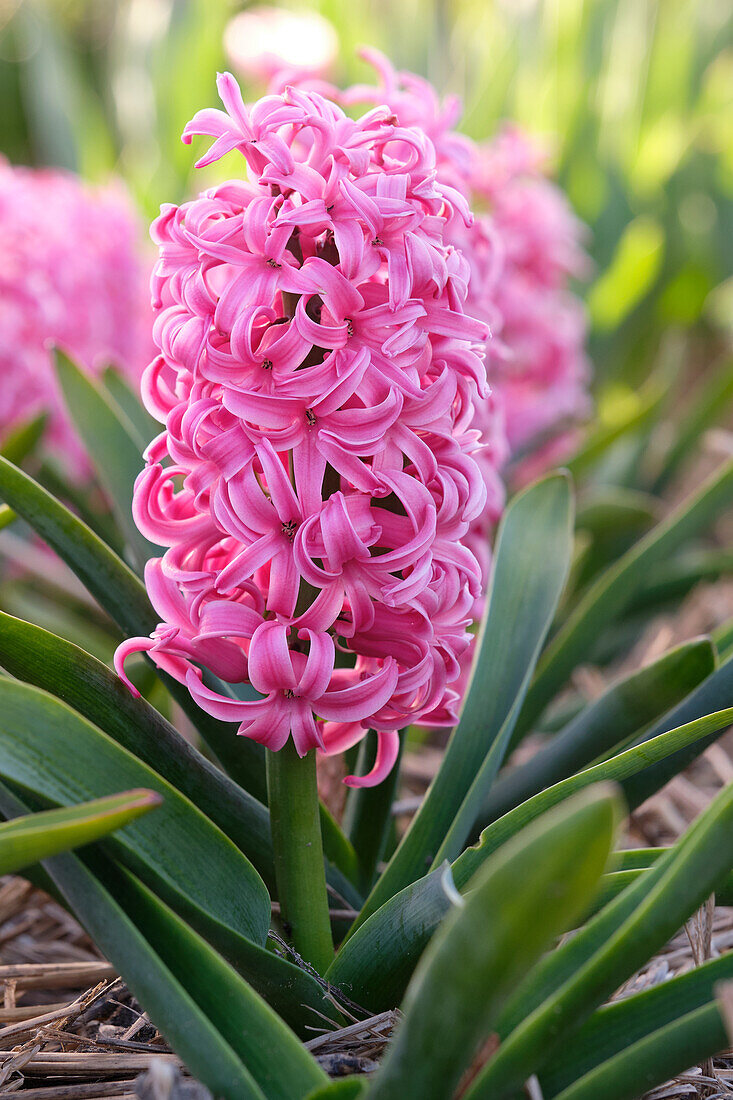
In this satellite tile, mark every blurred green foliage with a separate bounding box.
[0,0,731,389]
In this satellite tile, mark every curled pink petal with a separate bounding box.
[344,729,401,788]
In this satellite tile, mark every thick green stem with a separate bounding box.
[266,741,334,973]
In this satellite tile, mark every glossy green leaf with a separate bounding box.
[541,949,733,1096]
[330,708,733,1014]
[102,365,160,447]
[0,454,157,637]
[54,348,160,568]
[463,776,733,1099]
[622,652,733,808]
[0,610,274,888]
[350,473,573,935]
[305,1082,368,1100]
[480,637,716,825]
[111,864,329,1098]
[0,678,270,948]
[515,457,733,737]
[0,782,266,1100]
[0,413,46,465]
[552,1004,725,1100]
[367,786,619,1100]
[456,705,733,887]
[0,789,161,875]
[326,866,451,1012]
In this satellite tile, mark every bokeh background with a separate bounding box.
[1,0,731,395]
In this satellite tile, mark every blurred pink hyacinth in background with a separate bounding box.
[0,160,153,474]
[115,72,491,785]
[224,6,338,84]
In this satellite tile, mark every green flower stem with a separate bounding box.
[267,741,334,973]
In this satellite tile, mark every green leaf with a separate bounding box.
[54,348,160,569]
[630,547,733,615]
[455,706,733,888]
[350,473,573,935]
[330,708,733,1014]
[305,1083,368,1100]
[0,454,157,638]
[0,678,340,1030]
[552,1004,725,1100]
[0,610,274,889]
[652,357,733,494]
[0,784,267,1100]
[0,413,46,465]
[622,653,733,809]
[326,865,451,1012]
[564,378,665,479]
[0,678,270,949]
[110,863,329,1098]
[367,786,619,1100]
[102,366,160,447]
[0,790,161,875]
[0,504,16,531]
[479,637,716,825]
[515,457,733,737]
[462,775,733,1099]
[540,949,733,1096]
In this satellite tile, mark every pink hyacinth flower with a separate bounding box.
[115,72,490,784]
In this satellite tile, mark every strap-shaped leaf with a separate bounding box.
[102,365,160,447]
[480,637,716,825]
[622,650,733,808]
[54,349,161,568]
[0,454,156,637]
[0,790,161,875]
[0,610,274,888]
[305,1083,368,1099]
[326,866,451,1012]
[456,706,733,886]
[540,950,733,1096]
[515,457,733,737]
[552,1003,725,1100]
[0,678,270,948]
[330,707,733,1012]
[462,776,733,1099]
[110,864,329,1098]
[0,413,46,465]
[0,682,341,1029]
[0,783,265,1100]
[349,473,573,935]
[366,786,619,1100]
